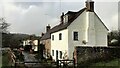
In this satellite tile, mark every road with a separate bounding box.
[22,51,38,67]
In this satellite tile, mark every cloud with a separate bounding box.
[3,2,60,35]
[95,2,118,30]
[2,2,29,33]
[111,14,118,30]
[1,0,119,35]
[11,0,119,2]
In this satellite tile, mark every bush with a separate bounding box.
[76,47,120,66]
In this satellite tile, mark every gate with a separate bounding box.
[57,59,75,68]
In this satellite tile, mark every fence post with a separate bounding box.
[73,59,75,68]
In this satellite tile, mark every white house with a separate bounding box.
[49,0,108,61]
[23,40,38,51]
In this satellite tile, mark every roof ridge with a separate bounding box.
[41,8,86,40]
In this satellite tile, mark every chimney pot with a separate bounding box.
[46,24,51,32]
[60,12,64,24]
[41,33,44,36]
[86,0,94,12]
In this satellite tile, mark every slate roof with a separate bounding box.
[41,8,86,40]
[41,7,108,40]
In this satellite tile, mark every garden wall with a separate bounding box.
[76,46,120,66]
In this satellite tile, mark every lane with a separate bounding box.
[22,51,38,67]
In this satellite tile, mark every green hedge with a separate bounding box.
[76,47,120,66]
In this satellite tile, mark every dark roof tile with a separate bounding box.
[41,7,109,40]
[41,8,86,40]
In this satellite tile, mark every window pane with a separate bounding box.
[52,35,54,40]
[59,33,62,40]
[52,50,54,56]
[59,51,62,59]
[73,32,78,41]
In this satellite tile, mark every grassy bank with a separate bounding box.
[2,50,13,68]
[87,58,120,68]
[0,55,2,68]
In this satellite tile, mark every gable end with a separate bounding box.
[94,12,109,31]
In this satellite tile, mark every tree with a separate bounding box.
[118,30,120,46]
[0,18,10,33]
[108,30,120,46]
[2,33,11,47]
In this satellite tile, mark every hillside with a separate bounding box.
[2,33,40,48]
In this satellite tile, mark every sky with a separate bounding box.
[0,0,119,36]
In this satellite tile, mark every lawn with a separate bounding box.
[0,55,2,68]
[2,50,12,67]
[89,58,120,67]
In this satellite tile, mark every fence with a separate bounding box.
[57,59,75,68]
[15,59,75,68]
[15,61,56,68]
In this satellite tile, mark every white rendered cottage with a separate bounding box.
[23,40,38,51]
[49,0,108,61]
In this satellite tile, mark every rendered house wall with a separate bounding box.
[51,29,68,61]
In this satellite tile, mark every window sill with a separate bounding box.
[73,40,79,41]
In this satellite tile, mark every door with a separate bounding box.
[56,50,58,60]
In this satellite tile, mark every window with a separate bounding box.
[59,33,62,40]
[63,15,68,23]
[73,32,78,41]
[56,50,58,60]
[59,51,62,59]
[52,50,54,56]
[52,35,54,40]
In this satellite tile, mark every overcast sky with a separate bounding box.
[0,0,119,36]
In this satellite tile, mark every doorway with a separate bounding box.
[56,50,58,60]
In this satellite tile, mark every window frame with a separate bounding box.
[52,50,54,56]
[59,33,62,40]
[73,31,78,41]
[52,35,54,40]
[59,51,62,59]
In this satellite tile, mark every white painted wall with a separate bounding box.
[68,11,87,59]
[51,10,108,60]
[87,12,96,46]
[51,29,68,61]
[67,11,108,59]
[32,40,38,51]
[33,40,38,45]
[86,12,108,47]
[23,40,31,46]
[23,40,39,51]
[94,13,108,47]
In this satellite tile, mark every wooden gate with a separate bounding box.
[57,59,75,68]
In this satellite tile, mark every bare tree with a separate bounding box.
[118,30,120,46]
[0,18,10,33]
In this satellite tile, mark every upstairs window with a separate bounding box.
[59,33,62,40]
[73,32,78,41]
[52,35,54,40]
[63,15,68,23]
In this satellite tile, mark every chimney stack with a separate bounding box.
[60,12,64,24]
[46,24,51,32]
[41,33,44,36]
[86,0,94,12]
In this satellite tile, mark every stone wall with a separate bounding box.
[75,46,120,65]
